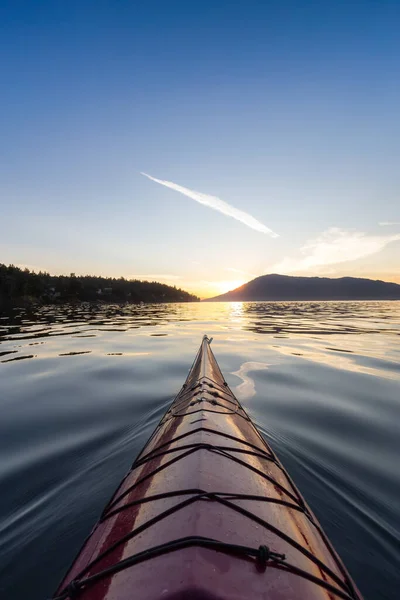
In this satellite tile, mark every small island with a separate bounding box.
[0,264,199,307]
[205,274,400,301]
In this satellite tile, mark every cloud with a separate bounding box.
[141,172,278,237]
[379,221,400,226]
[269,228,400,274]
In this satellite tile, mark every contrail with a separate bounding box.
[141,172,278,237]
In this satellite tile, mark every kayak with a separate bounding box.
[54,336,363,600]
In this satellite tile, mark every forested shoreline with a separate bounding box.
[0,264,199,307]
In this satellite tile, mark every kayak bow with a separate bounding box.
[54,336,363,600]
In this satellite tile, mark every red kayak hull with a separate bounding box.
[54,336,362,600]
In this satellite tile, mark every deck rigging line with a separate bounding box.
[54,337,360,600]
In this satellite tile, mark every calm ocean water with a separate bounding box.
[0,301,399,600]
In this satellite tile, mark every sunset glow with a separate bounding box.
[1,2,399,299]
[213,280,246,295]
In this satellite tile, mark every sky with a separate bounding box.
[1,1,399,298]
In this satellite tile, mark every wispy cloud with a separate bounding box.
[141,172,278,237]
[379,221,400,226]
[269,228,400,274]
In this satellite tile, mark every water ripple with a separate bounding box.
[0,300,399,600]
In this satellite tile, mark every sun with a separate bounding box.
[215,279,246,295]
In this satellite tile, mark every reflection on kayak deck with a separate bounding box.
[0,301,399,600]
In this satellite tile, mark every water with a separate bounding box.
[0,301,399,600]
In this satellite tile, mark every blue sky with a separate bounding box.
[1,1,399,297]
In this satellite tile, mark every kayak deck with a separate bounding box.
[54,336,362,600]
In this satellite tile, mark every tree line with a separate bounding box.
[0,263,199,306]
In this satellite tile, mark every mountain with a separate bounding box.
[204,274,400,301]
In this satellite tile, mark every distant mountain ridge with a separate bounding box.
[205,274,400,301]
